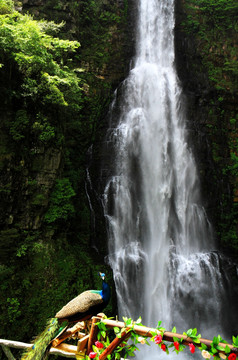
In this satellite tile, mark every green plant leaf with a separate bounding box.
[101,330,106,338]
[217,345,226,351]
[114,327,120,334]
[225,345,231,354]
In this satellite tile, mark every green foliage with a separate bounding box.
[0,12,80,68]
[32,113,55,144]
[0,0,14,14]
[181,0,238,257]
[183,328,201,343]
[182,0,238,91]
[44,178,76,223]
[71,0,127,74]
[0,9,84,148]
[233,336,238,347]
[6,297,21,323]
[9,110,29,141]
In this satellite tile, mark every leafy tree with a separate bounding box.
[0,5,84,146]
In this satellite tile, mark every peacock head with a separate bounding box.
[99,272,105,280]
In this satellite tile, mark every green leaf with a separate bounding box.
[135,317,142,324]
[99,322,107,331]
[211,346,218,354]
[114,327,120,334]
[212,336,219,346]
[225,345,231,354]
[232,336,238,346]
[217,346,226,351]
[101,330,106,338]
[200,343,208,350]
[186,329,193,337]
[92,345,97,352]
[194,338,201,344]
[105,336,110,347]
[172,326,176,333]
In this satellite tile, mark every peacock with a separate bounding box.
[21,272,110,360]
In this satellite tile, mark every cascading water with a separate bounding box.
[103,0,235,358]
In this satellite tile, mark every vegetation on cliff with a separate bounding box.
[176,0,238,258]
[0,0,128,355]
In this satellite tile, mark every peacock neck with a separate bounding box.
[102,280,110,304]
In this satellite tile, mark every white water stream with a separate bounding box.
[103,0,232,358]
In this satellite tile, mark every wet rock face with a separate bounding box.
[0,143,62,230]
[174,0,238,260]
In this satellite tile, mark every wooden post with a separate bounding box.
[1,345,16,360]
[52,322,85,347]
[77,335,89,352]
[87,317,100,354]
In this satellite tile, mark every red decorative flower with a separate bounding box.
[154,334,163,344]
[95,341,104,349]
[189,343,195,354]
[174,341,180,351]
[161,344,167,352]
[228,353,237,360]
[89,352,97,359]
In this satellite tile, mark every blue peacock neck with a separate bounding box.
[101,279,110,304]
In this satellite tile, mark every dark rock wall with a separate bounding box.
[175,0,238,260]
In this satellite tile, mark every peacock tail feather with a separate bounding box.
[21,317,59,360]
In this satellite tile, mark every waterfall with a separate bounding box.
[103,0,234,358]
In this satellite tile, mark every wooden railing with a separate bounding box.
[1,316,237,359]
